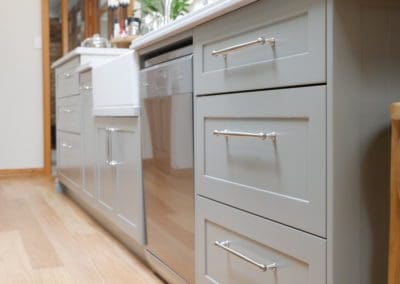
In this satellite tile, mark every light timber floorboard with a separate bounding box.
[0,176,163,284]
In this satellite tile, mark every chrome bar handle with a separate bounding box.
[107,160,122,166]
[212,37,275,57]
[106,128,112,165]
[105,128,121,166]
[61,143,72,149]
[107,128,120,132]
[79,85,92,91]
[63,72,72,78]
[59,108,73,113]
[213,129,277,141]
[215,240,278,272]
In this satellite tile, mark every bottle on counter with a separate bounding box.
[119,0,130,35]
[128,17,141,36]
[113,19,120,38]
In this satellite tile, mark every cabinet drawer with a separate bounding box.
[57,95,82,134]
[79,70,92,96]
[57,131,82,189]
[56,57,80,97]
[195,86,326,236]
[193,0,325,95]
[196,196,326,284]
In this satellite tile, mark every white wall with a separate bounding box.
[0,0,43,169]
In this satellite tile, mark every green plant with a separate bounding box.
[137,0,189,20]
[170,0,190,20]
[138,0,165,16]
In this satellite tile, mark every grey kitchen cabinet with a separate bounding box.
[95,117,144,244]
[195,86,326,237]
[52,49,146,255]
[193,0,325,95]
[53,48,129,192]
[196,196,326,284]
[81,71,96,200]
[191,0,399,283]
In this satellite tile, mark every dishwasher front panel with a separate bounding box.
[141,54,194,283]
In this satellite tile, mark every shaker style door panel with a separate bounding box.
[196,196,326,284]
[195,86,326,237]
[194,0,326,95]
[95,117,144,244]
[114,119,144,244]
[82,86,96,199]
[96,126,116,212]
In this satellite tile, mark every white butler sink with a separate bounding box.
[92,50,140,116]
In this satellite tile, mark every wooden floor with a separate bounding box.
[0,175,163,284]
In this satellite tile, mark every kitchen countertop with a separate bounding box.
[51,47,129,69]
[130,0,257,50]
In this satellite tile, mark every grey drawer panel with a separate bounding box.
[56,57,80,97]
[57,131,82,189]
[79,70,92,96]
[194,0,325,95]
[195,86,326,237]
[196,196,326,284]
[57,95,82,134]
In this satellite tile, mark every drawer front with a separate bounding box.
[195,86,326,236]
[79,70,92,96]
[57,95,82,134]
[196,196,326,284]
[193,0,325,95]
[56,57,80,97]
[57,131,82,189]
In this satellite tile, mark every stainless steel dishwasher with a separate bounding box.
[140,46,194,284]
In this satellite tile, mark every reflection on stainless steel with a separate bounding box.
[141,48,194,284]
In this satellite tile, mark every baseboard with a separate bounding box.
[0,168,45,177]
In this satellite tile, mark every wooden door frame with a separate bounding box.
[42,0,69,176]
[42,0,51,176]
[61,0,68,54]
[0,0,52,177]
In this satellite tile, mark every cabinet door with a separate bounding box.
[94,117,144,245]
[82,91,96,199]
[96,126,116,213]
[113,119,144,244]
